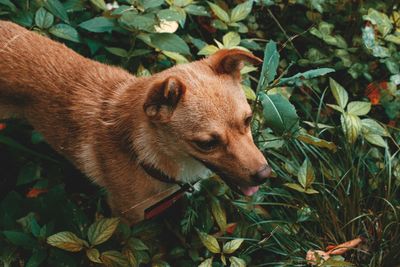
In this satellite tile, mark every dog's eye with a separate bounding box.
[193,138,219,151]
[244,115,253,127]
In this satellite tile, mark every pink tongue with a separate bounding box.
[240,186,259,196]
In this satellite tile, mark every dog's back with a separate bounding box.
[0,21,131,158]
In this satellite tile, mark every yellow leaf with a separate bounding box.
[87,218,120,246]
[86,248,102,263]
[223,239,244,254]
[197,231,220,253]
[47,231,86,252]
[211,198,227,231]
[329,78,348,109]
[341,113,362,143]
[100,250,129,267]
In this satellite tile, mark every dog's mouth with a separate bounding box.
[198,159,260,196]
[239,185,259,196]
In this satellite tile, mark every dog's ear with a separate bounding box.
[144,76,186,122]
[208,49,262,78]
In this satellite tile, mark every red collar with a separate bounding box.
[144,183,192,219]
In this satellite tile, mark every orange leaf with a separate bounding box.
[0,123,6,131]
[26,188,48,198]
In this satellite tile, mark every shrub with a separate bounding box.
[0,0,399,266]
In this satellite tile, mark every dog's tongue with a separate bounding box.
[240,186,259,196]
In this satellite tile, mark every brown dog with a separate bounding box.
[0,21,271,223]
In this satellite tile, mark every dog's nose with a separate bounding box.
[251,164,272,184]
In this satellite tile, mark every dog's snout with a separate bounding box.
[251,164,272,184]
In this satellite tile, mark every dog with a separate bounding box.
[0,21,271,223]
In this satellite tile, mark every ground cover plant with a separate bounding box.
[0,0,399,266]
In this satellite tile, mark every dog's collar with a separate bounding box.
[140,162,195,219]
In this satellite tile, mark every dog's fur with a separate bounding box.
[0,21,269,223]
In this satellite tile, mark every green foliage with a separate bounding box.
[1,0,400,266]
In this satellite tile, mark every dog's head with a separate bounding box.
[142,49,271,195]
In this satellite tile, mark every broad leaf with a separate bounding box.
[230,256,246,267]
[3,231,37,249]
[198,45,219,56]
[47,231,86,252]
[128,237,149,251]
[100,250,129,267]
[185,4,208,16]
[17,162,41,186]
[35,7,54,29]
[364,133,387,148]
[197,231,220,253]
[105,47,129,57]
[260,93,299,136]
[297,133,337,151]
[278,68,334,86]
[347,101,371,116]
[79,17,115,33]
[211,198,227,232]
[330,78,348,109]
[208,2,229,22]
[230,0,253,22]
[199,258,213,267]
[341,113,362,144]
[90,0,106,10]
[26,249,47,267]
[86,248,102,263]
[222,32,240,48]
[363,8,392,36]
[361,119,388,136]
[297,159,315,189]
[223,239,244,254]
[49,23,80,43]
[44,0,69,23]
[150,33,190,55]
[261,40,279,85]
[87,218,119,246]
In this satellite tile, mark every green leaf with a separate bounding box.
[35,7,54,29]
[17,162,41,186]
[26,249,46,267]
[327,104,344,113]
[128,237,149,251]
[90,0,107,10]
[199,258,213,267]
[223,239,244,254]
[150,33,190,55]
[119,12,155,32]
[0,0,16,11]
[297,133,337,151]
[49,24,80,43]
[208,2,230,22]
[140,0,164,9]
[162,51,189,63]
[364,133,387,148]
[230,256,246,267]
[329,78,348,109]
[158,8,185,21]
[242,85,256,101]
[198,45,219,56]
[79,17,115,33]
[230,0,253,22]
[3,231,37,249]
[105,47,129,57]
[347,101,371,116]
[185,4,209,16]
[261,40,279,85]
[278,68,334,86]
[284,183,319,194]
[100,250,129,267]
[341,113,362,144]
[361,119,388,136]
[363,8,392,36]
[297,159,315,189]
[260,93,299,136]
[47,231,86,252]
[211,198,227,231]
[222,32,241,48]
[86,248,102,263]
[87,218,119,246]
[43,0,69,23]
[197,231,220,253]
